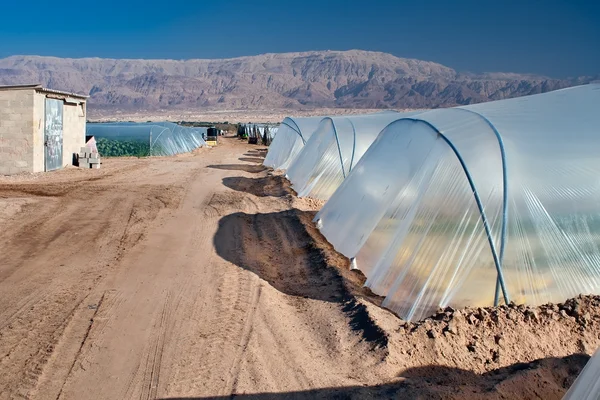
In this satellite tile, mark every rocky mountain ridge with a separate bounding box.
[0,50,596,116]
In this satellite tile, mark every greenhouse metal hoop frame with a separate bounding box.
[317,117,360,180]
[280,119,305,144]
[149,127,171,156]
[389,110,510,306]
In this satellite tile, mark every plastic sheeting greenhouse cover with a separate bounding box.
[315,84,600,321]
[263,116,324,170]
[563,349,600,400]
[286,111,422,200]
[87,122,207,157]
[241,123,279,145]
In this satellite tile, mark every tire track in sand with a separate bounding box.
[138,291,171,400]
[39,289,125,398]
[0,288,49,332]
[120,287,186,400]
[54,292,106,400]
[224,280,262,395]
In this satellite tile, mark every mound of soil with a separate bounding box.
[389,295,600,372]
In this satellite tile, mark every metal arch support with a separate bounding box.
[281,119,306,144]
[322,117,348,179]
[150,127,170,156]
[452,107,509,306]
[401,118,511,306]
[347,118,358,172]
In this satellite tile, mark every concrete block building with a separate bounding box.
[0,84,88,175]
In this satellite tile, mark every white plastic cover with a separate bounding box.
[315,84,600,321]
[263,116,324,170]
[563,349,600,400]
[87,122,207,157]
[286,111,423,200]
[241,123,279,145]
[243,123,279,140]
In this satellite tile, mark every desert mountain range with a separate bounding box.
[0,50,596,117]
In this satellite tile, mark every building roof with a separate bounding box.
[0,84,88,100]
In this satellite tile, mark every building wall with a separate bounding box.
[62,101,86,167]
[0,89,34,175]
[32,93,87,172]
[0,89,87,175]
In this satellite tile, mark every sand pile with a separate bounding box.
[352,289,600,399]
[387,295,600,373]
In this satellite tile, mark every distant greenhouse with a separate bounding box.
[263,116,323,170]
[286,111,422,200]
[86,122,207,157]
[238,123,279,145]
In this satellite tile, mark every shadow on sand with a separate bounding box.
[160,354,587,399]
[221,176,289,198]
[243,149,268,157]
[238,157,265,164]
[207,164,267,173]
[213,209,387,347]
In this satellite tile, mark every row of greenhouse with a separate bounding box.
[264,83,600,324]
[85,122,281,157]
[237,123,279,145]
[86,122,210,157]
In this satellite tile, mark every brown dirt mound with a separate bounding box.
[387,295,600,374]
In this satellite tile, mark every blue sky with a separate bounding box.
[0,0,598,77]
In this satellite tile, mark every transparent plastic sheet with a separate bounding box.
[263,116,324,170]
[286,111,423,200]
[86,122,207,157]
[462,84,600,306]
[315,84,600,320]
[242,123,279,142]
[563,348,600,400]
[266,125,279,141]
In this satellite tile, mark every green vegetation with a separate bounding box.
[96,137,151,157]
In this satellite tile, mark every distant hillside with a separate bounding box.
[0,50,595,116]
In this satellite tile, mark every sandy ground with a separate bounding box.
[87,108,422,124]
[0,137,599,400]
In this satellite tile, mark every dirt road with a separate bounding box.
[0,137,598,400]
[0,138,394,400]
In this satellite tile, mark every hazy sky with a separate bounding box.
[1,0,598,77]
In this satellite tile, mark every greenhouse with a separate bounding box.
[263,116,324,170]
[563,348,600,400]
[239,123,279,145]
[314,84,600,321]
[86,122,207,157]
[286,111,422,200]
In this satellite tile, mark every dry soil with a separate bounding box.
[0,137,598,400]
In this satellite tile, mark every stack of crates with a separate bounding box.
[78,146,101,169]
